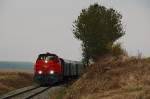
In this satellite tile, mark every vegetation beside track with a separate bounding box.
[63,56,150,99]
[49,87,66,99]
[0,72,34,95]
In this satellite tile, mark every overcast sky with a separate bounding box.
[0,0,150,62]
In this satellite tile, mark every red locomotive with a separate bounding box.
[34,52,85,85]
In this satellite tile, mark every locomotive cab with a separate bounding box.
[34,53,63,85]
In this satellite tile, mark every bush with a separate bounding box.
[111,43,127,56]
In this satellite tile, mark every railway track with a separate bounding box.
[0,85,50,99]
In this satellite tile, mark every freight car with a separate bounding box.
[34,52,85,85]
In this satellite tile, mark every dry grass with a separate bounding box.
[64,56,150,99]
[48,87,66,99]
[0,72,34,95]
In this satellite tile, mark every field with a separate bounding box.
[0,71,34,95]
[64,56,150,99]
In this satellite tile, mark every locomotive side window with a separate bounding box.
[38,54,45,60]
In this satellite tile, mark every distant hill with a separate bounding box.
[0,61,34,70]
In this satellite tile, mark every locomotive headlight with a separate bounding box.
[45,60,48,63]
[49,70,54,74]
[38,70,43,74]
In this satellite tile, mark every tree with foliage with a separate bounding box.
[73,3,125,64]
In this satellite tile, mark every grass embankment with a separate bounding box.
[49,87,67,99]
[0,72,34,95]
[64,57,150,99]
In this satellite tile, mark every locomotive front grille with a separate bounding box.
[34,74,59,85]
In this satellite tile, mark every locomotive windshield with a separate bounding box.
[38,54,58,61]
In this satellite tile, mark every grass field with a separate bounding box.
[64,56,150,99]
[0,71,34,95]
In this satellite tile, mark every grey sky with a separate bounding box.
[0,0,150,62]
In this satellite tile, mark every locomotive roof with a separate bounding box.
[63,59,82,64]
[38,53,58,57]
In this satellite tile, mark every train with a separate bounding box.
[34,52,85,85]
